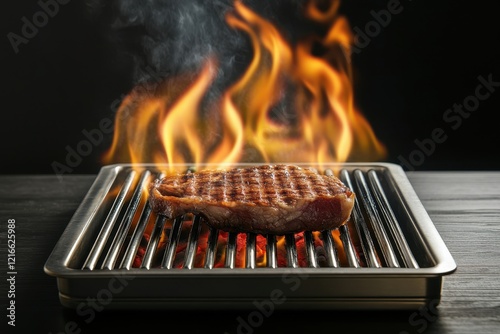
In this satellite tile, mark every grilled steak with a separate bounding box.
[149,164,355,234]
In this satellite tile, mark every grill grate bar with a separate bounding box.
[161,216,184,269]
[321,230,339,267]
[266,235,278,268]
[83,170,137,270]
[102,170,151,270]
[339,169,381,268]
[204,227,219,269]
[285,234,299,268]
[120,201,153,269]
[339,225,360,268]
[183,215,202,269]
[325,169,360,268]
[304,231,319,268]
[353,169,400,268]
[368,170,419,269]
[119,171,163,269]
[225,232,238,268]
[246,233,256,269]
[140,215,168,269]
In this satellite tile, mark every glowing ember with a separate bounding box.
[132,218,275,268]
[130,216,368,268]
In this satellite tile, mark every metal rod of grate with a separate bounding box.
[120,171,163,269]
[82,167,419,270]
[367,170,419,268]
[83,170,137,270]
[204,227,219,269]
[352,169,400,268]
[102,170,152,270]
[339,169,380,268]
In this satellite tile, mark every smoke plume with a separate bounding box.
[86,0,312,100]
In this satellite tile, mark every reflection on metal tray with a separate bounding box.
[44,162,456,310]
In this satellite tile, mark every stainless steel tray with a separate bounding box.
[44,162,456,310]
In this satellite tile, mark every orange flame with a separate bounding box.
[103,0,386,171]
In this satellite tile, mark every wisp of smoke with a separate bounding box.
[85,0,311,100]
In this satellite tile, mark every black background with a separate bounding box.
[1,0,499,175]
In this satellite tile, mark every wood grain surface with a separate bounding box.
[0,172,499,334]
[406,172,500,334]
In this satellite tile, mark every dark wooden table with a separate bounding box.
[1,172,499,333]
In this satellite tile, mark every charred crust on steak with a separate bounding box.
[148,164,355,234]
